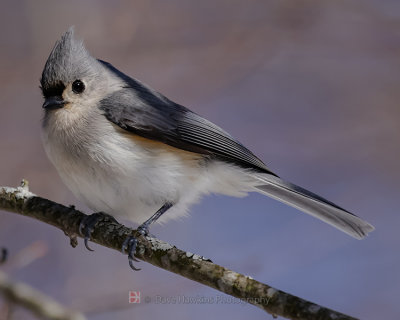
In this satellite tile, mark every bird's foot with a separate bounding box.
[79,212,117,251]
[137,224,149,237]
[121,225,149,271]
[121,236,140,271]
[121,203,173,271]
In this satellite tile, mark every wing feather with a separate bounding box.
[99,60,276,175]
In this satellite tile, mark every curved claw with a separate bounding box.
[121,203,172,271]
[122,236,141,270]
[127,238,138,261]
[128,258,141,271]
[84,237,94,252]
[79,213,103,251]
[121,237,139,262]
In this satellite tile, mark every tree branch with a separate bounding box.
[0,181,358,320]
[0,269,86,320]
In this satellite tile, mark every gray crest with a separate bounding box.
[40,27,98,97]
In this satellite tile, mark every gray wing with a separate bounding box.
[99,60,277,175]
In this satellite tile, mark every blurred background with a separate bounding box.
[0,0,399,319]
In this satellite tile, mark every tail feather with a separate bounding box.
[252,174,374,239]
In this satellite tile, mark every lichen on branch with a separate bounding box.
[0,181,358,320]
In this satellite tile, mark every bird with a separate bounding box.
[40,28,374,269]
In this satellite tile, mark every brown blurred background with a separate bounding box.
[0,1,399,319]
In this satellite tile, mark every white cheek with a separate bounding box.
[63,71,124,110]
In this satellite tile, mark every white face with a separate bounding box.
[62,78,97,112]
[44,65,124,129]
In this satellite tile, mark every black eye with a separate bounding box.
[72,80,85,94]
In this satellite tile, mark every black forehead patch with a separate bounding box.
[41,81,66,98]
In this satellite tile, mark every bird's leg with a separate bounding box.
[122,202,173,271]
[138,202,173,236]
[79,212,118,251]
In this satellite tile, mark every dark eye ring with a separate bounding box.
[72,80,85,94]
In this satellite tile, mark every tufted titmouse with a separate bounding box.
[40,28,374,267]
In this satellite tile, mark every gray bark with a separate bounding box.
[0,181,358,320]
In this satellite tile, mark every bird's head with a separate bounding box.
[40,27,115,113]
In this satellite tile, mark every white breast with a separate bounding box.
[41,107,255,224]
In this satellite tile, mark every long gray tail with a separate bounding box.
[252,174,374,239]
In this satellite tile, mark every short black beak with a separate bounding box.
[42,96,66,110]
